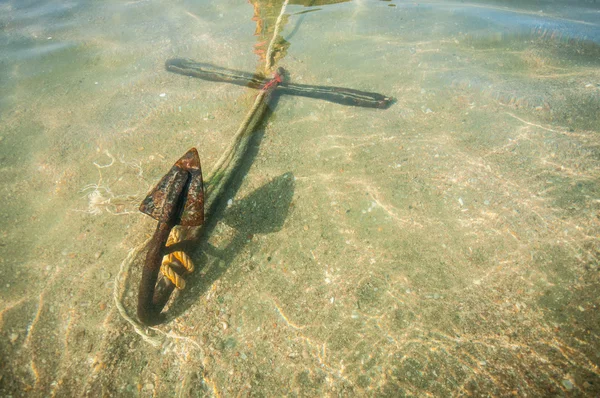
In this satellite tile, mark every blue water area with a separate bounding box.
[450,3,600,44]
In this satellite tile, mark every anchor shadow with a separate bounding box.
[164,97,296,322]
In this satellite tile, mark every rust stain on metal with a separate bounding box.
[139,148,204,227]
[137,147,205,325]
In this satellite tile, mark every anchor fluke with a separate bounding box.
[139,148,205,227]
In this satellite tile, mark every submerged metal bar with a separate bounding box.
[166,58,395,109]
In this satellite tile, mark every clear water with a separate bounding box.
[1,0,599,396]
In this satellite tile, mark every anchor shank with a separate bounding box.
[137,221,173,325]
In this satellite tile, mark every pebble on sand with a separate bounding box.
[562,379,574,391]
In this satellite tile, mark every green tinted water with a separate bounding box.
[1,0,599,396]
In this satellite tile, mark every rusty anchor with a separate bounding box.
[135,68,285,326]
[137,148,204,326]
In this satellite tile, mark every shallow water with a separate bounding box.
[1,0,599,396]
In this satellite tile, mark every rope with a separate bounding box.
[204,88,268,214]
[161,261,186,289]
[265,0,290,71]
[160,227,194,290]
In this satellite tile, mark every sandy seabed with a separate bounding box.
[1,0,599,396]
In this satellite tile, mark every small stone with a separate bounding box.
[562,379,574,391]
[159,93,166,97]
[9,333,18,343]
[303,225,309,231]
[99,302,107,311]
[94,251,103,260]
[144,383,154,390]
[100,269,112,280]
